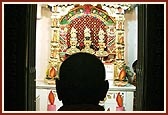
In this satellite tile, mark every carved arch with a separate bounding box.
[59,4,116,55]
[60,5,115,25]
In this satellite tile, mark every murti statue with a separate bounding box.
[66,27,80,55]
[81,27,95,54]
[46,33,61,81]
[95,28,109,59]
[51,18,58,28]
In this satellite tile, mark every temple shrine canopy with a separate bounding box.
[46,3,137,18]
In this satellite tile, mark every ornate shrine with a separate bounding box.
[45,4,133,85]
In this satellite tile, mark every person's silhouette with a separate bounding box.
[56,52,109,111]
[132,60,138,85]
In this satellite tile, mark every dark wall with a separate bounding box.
[145,4,164,111]
[4,4,37,111]
[4,4,28,111]
[137,4,164,111]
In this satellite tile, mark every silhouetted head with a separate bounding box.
[132,60,138,73]
[56,52,109,105]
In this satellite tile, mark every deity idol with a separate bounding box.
[81,27,95,54]
[66,27,80,55]
[95,28,109,58]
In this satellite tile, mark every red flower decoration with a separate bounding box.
[79,42,84,47]
[48,90,55,105]
[116,92,123,107]
[49,67,56,78]
[84,5,91,14]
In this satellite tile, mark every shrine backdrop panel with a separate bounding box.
[59,5,116,53]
